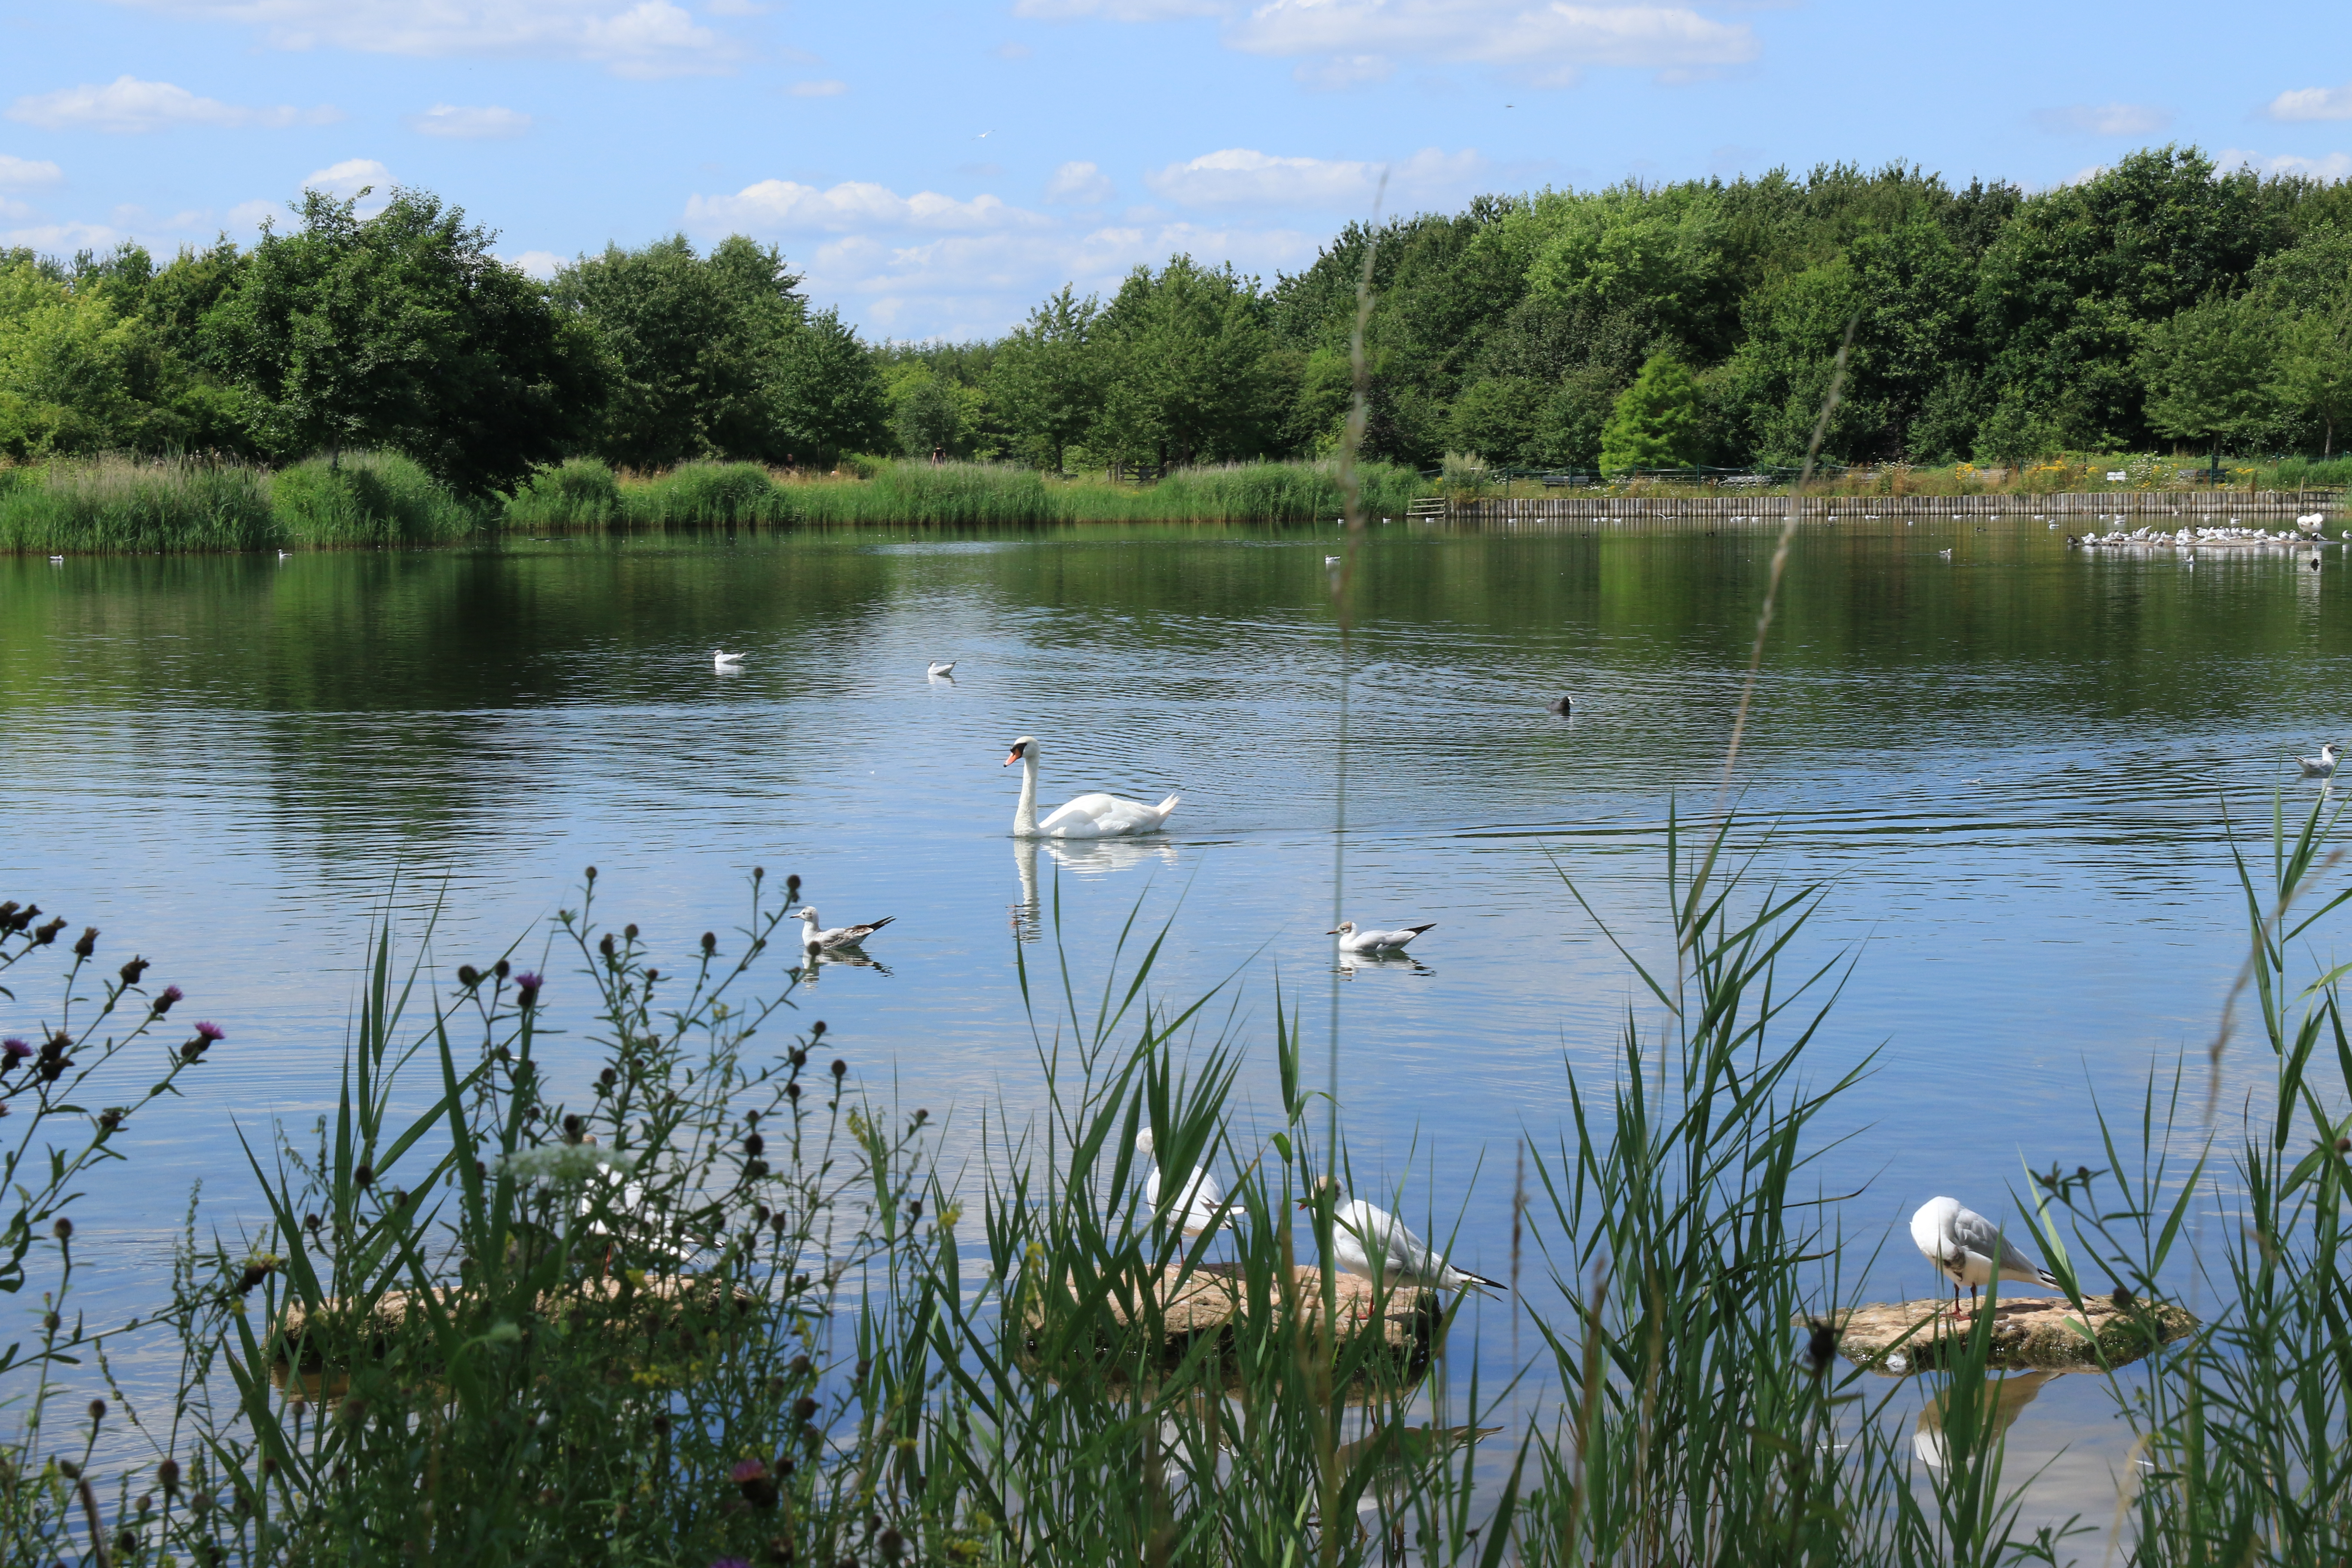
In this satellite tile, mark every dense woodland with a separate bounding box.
[5,146,2352,490]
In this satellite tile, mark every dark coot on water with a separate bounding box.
[1547,696,1574,715]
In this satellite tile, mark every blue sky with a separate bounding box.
[3,0,2348,340]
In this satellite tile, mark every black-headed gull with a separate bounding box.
[712,649,745,669]
[1911,1195,2058,1319]
[2299,743,2341,779]
[928,660,956,677]
[1328,919,1434,954]
[1136,1127,1227,1236]
[1303,1181,1503,1304]
[796,907,894,953]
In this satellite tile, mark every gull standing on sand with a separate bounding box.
[2299,743,2341,779]
[1329,919,1435,955]
[712,649,745,669]
[1911,1196,2058,1319]
[1137,1128,1227,1237]
[796,907,895,954]
[1303,1180,1504,1300]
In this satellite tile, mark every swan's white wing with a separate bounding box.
[1040,792,1171,837]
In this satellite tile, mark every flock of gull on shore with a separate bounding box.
[700,502,2349,1314]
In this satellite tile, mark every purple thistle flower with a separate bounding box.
[151,985,183,1016]
[726,1458,769,1484]
[1,1038,29,1063]
[514,971,542,1007]
[194,1021,225,1042]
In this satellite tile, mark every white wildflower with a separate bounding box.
[496,1143,636,1187]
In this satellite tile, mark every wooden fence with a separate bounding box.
[1444,491,2342,523]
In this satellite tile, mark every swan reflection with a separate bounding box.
[1011,836,1181,941]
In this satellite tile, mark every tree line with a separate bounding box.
[5,146,2352,493]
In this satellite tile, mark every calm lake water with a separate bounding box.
[3,517,2345,1540]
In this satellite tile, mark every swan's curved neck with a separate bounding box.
[1014,748,1039,836]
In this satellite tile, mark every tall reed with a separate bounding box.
[270,452,483,546]
[0,456,278,552]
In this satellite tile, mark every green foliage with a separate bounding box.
[621,459,797,525]
[270,450,482,545]
[990,285,1102,470]
[0,456,278,550]
[503,456,622,528]
[782,458,1426,524]
[2140,292,2284,450]
[1599,351,1705,472]
[203,189,602,494]
[2273,301,2352,455]
[1093,257,1285,466]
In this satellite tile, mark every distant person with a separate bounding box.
[931,446,945,466]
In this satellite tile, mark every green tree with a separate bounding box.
[2140,292,2282,456]
[1599,351,1703,473]
[204,187,601,493]
[1094,257,1281,468]
[990,285,1100,471]
[1445,375,1544,464]
[773,307,889,463]
[0,254,242,457]
[552,234,802,470]
[2275,303,2352,457]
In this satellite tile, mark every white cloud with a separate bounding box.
[227,198,280,230]
[1230,0,1756,86]
[0,154,64,187]
[108,0,738,79]
[2216,147,2352,180]
[1013,0,1227,17]
[0,220,131,251]
[1044,159,1115,204]
[7,76,338,134]
[2267,82,2352,122]
[706,0,766,12]
[685,178,1049,233]
[303,158,395,213]
[788,79,848,97]
[507,249,566,278]
[407,103,533,138]
[2030,102,2171,136]
[1144,145,1485,208]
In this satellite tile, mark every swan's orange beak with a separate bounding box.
[1003,750,1020,766]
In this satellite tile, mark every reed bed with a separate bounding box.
[3,801,2346,1564]
[270,452,484,546]
[778,459,1426,526]
[0,456,278,552]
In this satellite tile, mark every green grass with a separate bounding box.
[0,455,278,551]
[271,451,484,546]
[781,458,1430,524]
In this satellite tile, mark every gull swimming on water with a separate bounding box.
[1303,1180,1504,1303]
[927,659,956,677]
[796,907,895,953]
[712,649,745,669]
[2300,743,2342,779]
[1911,1196,2058,1319]
[1329,919,1435,955]
[1136,1127,1227,1237]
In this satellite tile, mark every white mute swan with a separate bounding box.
[1004,735,1179,838]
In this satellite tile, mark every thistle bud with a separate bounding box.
[119,956,149,985]
[73,927,97,958]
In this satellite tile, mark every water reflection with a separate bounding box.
[1335,949,1434,980]
[1010,836,1183,940]
[1911,1369,2063,1470]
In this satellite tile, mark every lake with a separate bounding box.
[2,516,2343,1539]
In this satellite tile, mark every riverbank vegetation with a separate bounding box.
[1,803,2347,1563]
[7,145,2351,524]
